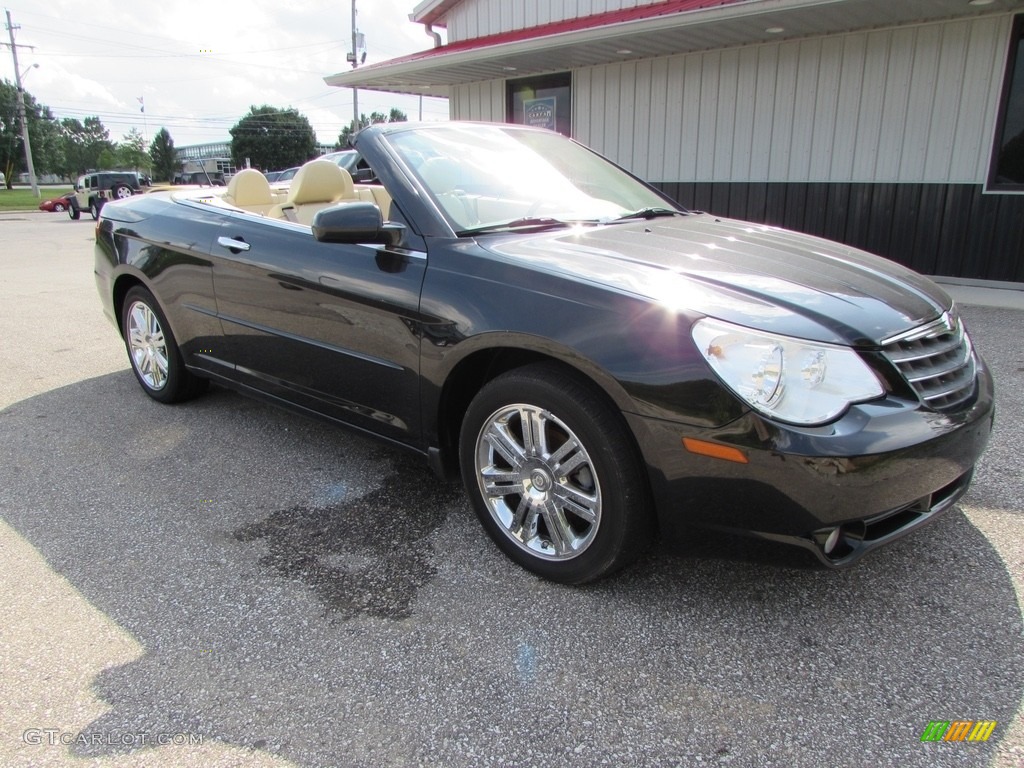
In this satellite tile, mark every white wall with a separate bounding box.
[578,15,1011,183]
[445,0,659,42]
[453,15,1012,185]
[451,80,506,121]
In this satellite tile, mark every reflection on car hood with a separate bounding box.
[482,214,951,346]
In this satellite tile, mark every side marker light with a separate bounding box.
[682,437,749,464]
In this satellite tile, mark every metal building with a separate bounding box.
[327,0,1024,284]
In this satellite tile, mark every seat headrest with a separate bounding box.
[225,168,274,207]
[287,160,354,205]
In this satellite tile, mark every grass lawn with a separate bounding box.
[0,187,74,212]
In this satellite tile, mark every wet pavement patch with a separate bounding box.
[234,457,464,619]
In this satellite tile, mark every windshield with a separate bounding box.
[385,124,679,234]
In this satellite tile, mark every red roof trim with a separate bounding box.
[365,0,747,70]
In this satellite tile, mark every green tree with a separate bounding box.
[30,106,62,178]
[149,127,180,182]
[336,107,407,148]
[55,119,87,180]
[0,79,60,187]
[230,105,316,171]
[117,127,151,173]
[54,116,115,180]
[97,147,117,170]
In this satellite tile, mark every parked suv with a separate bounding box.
[69,172,142,220]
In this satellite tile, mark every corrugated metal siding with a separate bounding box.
[576,15,1011,184]
[653,181,1024,282]
[451,80,505,121]
[447,0,664,41]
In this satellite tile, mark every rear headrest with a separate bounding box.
[288,160,354,205]
[225,169,273,207]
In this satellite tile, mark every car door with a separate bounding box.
[210,211,427,443]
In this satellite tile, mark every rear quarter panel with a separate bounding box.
[96,196,226,368]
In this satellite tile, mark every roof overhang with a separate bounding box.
[410,0,458,26]
[326,0,1023,97]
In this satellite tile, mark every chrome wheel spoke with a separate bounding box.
[547,435,576,465]
[520,407,547,458]
[541,502,575,555]
[553,483,598,524]
[149,353,167,387]
[552,441,587,477]
[511,497,535,536]
[483,421,527,470]
[481,466,523,497]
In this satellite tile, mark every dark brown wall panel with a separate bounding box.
[652,181,1024,282]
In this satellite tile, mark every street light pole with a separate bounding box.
[5,10,39,197]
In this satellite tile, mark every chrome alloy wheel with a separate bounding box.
[474,404,601,560]
[126,300,169,390]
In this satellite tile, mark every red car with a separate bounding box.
[39,193,75,213]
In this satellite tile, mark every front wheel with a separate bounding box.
[121,286,207,403]
[459,363,653,583]
[68,205,80,220]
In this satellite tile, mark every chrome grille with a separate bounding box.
[881,313,977,411]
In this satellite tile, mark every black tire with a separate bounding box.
[89,200,101,220]
[112,183,133,199]
[54,203,65,212]
[68,205,80,220]
[459,363,653,583]
[121,286,208,404]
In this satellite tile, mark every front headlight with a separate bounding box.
[691,318,884,425]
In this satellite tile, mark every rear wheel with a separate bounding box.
[459,363,653,583]
[54,202,66,212]
[89,200,100,219]
[121,286,207,403]
[112,183,133,199]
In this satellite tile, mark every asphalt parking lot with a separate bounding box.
[1,210,1022,768]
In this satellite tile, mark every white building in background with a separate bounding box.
[327,0,1024,284]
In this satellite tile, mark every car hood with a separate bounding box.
[481,214,952,346]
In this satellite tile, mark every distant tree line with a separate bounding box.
[1,79,157,186]
[1,79,408,187]
[229,104,407,172]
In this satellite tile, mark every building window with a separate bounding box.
[990,15,1024,190]
[507,72,572,137]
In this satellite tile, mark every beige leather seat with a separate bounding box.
[354,185,392,219]
[269,160,357,224]
[223,169,275,215]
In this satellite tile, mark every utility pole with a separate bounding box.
[350,0,359,135]
[4,10,39,197]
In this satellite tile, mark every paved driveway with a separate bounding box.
[1,211,1022,767]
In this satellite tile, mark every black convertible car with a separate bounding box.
[94,121,994,583]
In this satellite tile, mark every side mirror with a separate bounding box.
[312,202,404,247]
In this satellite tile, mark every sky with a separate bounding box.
[0,0,449,149]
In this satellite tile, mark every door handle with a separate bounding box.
[217,236,251,252]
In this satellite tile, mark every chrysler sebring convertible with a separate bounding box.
[94,122,994,583]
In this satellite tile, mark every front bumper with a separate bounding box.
[629,360,995,567]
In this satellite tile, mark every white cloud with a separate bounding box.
[1,0,448,148]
